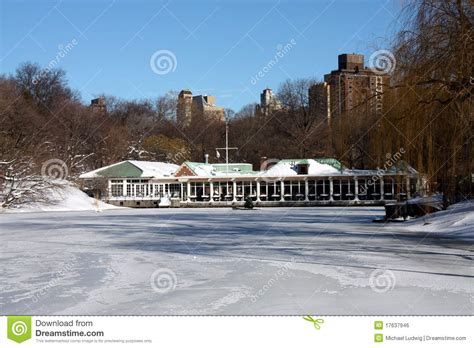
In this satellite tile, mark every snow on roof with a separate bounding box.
[189,163,215,176]
[183,162,257,177]
[182,159,343,178]
[79,160,179,179]
[128,161,179,177]
[261,159,340,177]
[80,158,417,180]
[79,161,128,179]
[387,161,418,174]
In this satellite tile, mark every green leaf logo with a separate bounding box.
[303,315,324,330]
[7,316,32,343]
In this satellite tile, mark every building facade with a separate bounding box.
[177,89,225,127]
[309,54,390,122]
[79,158,419,208]
[258,88,282,116]
[90,97,107,114]
[309,82,331,122]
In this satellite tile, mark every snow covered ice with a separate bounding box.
[0,204,473,315]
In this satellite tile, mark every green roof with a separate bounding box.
[96,161,142,178]
[276,158,344,171]
[213,163,254,173]
[315,158,344,171]
[183,161,255,174]
[278,159,306,164]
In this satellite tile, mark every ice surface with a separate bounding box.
[0,204,472,315]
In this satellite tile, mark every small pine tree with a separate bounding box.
[244,196,254,209]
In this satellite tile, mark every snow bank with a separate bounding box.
[1,183,122,213]
[407,193,444,211]
[399,200,474,240]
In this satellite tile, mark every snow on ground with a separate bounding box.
[1,184,121,213]
[0,205,472,315]
[395,200,474,240]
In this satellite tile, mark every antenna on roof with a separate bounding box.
[215,123,238,174]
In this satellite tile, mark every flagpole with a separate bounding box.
[229,123,231,173]
[216,123,237,175]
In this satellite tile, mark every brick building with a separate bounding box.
[90,97,107,114]
[309,54,390,122]
[177,90,225,127]
[257,88,282,116]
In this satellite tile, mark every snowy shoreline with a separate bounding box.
[392,200,474,241]
[3,186,473,242]
[1,184,122,213]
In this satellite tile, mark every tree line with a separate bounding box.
[1,0,472,207]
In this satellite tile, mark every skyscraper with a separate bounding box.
[310,54,390,123]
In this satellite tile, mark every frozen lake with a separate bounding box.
[1,207,473,315]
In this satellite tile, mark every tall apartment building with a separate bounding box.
[309,54,390,122]
[90,97,107,114]
[177,90,225,127]
[309,82,330,121]
[177,90,193,127]
[258,88,282,116]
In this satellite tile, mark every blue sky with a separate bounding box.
[0,0,402,111]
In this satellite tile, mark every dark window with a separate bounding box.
[298,164,309,175]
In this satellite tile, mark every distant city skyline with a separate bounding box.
[0,0,402,111]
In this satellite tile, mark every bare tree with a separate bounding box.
[390,0,473,201]
[276,78,329,158]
